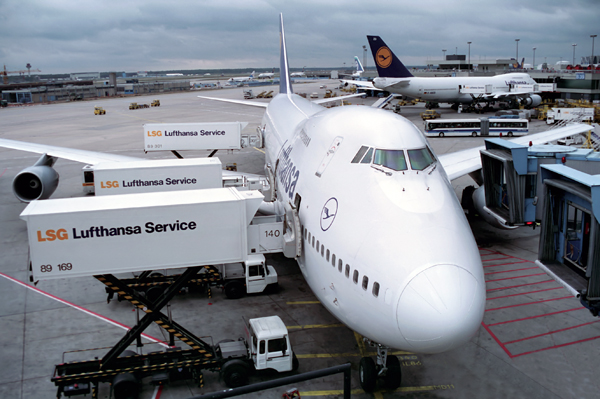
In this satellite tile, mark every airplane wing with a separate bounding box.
[488,90,539,100]
[198,96,269,108]
[439,123,596,181]
[311,92,366,105]
[0,138,139,164]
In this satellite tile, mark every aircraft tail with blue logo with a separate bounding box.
[367,35,413,78]
[354,56,364,74]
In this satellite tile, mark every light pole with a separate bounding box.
[442,49,446,60]
[591,35,597,66]
[362,45,367,70]
[533,47,536,69]
[467,42,471,72]
[515,39,520,61]
[572,43,577,66]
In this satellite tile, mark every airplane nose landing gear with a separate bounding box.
[358,341,401,392]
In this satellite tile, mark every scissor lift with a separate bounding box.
[53,267,221,398]
[535,164,600,317]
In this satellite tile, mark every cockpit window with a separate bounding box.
[360,147,374,164]
[351,146,369,163]
[407,147,436,171]
[373,149,407,171]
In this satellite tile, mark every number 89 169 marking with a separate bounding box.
[40,263,73,273]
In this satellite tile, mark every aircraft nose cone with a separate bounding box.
[396,264,485,354]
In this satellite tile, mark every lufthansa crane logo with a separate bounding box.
[375,46,392,69]
[320,198,338,231]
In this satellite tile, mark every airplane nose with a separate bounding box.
[396,264,485,354]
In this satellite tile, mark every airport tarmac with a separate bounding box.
[1,80,599,399]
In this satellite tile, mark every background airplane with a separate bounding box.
[258,69,275,78]
[228,71,255,83]
[344,36,546,110]
[0,14,591,394]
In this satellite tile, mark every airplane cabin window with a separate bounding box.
[326,249,330,262]
[372,282,380,297]
[345,265,350,278]
[360,147,374,164]
[338,259,343,272]
[316,239,319,250]
[407,147,436,171]
[362,276,369,291]
[312,236,315,247]
[351,146,370,163]
[308,232,312,243]
[373,149,408,171]
[353,270,359,284]
[332,254,336,267]
[321,244,324,257]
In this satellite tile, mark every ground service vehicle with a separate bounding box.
[420,110,441,120]
[93,106,105,115]
[546,107,594,124]
[151,99,160,107]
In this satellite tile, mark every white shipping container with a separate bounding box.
[90,158,223,195]
[20,188,264,281]
[144,122,248,152]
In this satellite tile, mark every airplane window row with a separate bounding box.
[303,226,380,298]
[351,146,436,172]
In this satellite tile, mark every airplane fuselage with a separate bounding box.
[262,93,486,353]
[374,73,537,104]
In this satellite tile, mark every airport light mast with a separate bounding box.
[515,39,520,61]
[442,49,446,60]
[572,43,577,66]
[591,35,597,66]
[533,48,536,70]
[363,45,367,71]
[467,42,471,72]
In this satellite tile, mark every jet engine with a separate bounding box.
[12,154,59,202]
[521,94,542,108]
[465,185,518,230]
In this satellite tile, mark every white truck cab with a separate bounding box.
[246,316,294,373]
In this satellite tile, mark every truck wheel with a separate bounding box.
[292,353,299,371]
[359,357,377,393]
[438,132,445,137]
[222,359,250,388]
[224,280,245,299]
[112,373,140,399]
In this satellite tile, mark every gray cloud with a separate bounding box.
[1,0,597,74]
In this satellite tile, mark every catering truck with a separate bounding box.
[19,187,302,397]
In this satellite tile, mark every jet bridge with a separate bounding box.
[536,164,600,317]
[478,138,600,227]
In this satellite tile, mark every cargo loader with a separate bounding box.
[19,187,303,398]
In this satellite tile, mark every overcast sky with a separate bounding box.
[1,0,598,74]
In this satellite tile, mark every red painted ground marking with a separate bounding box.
[487,287,563,300]
[504,320,600,345]
[486,307,583,327]
[482,256,513,262]
[483,260,529,268]
[487,279,555,292]
[0,272,169,347]
[481,323,513,358]
[486,273,547,283]
[486,296,572,311]
[510,335,600,358]
[0,168,6,178]
[485,266,539,276]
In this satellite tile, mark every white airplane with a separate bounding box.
[228,71,255,83]
[258,70,275,79]
[0,15,592,393]
[290,70,305,77]
[343,36,546,109]
[340,56,365,79]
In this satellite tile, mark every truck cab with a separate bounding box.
[246,316,294,373]
[220,254,278,298]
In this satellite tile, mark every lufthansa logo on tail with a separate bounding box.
[376,47,392,68]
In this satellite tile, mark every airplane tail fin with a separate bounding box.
[279,14,292,94]
[250,71,255,78]
[354,56,364,73]
[366,36,413,78]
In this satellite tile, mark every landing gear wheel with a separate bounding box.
[359,357,377,393]
[224,280,245,299]
[222,359,250,388]
[383,355,402,390]
[112,373,140,399]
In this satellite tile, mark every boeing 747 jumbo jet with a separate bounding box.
[0,15,592,392]
[344,36,548,110]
